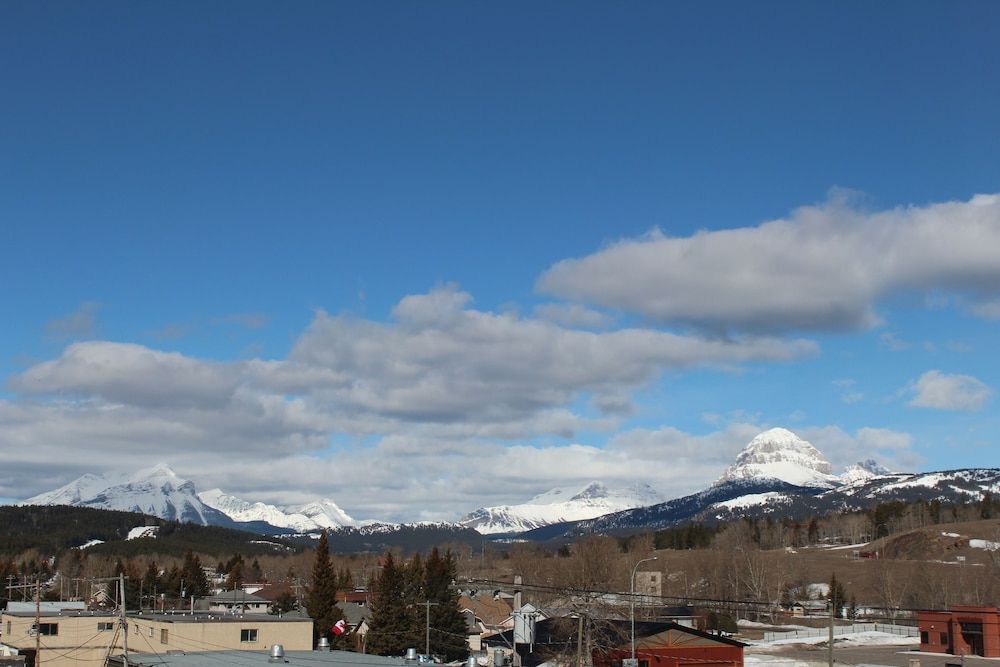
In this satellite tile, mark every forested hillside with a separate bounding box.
[0,505,299,558]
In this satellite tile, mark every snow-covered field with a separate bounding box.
[745,630,919,666]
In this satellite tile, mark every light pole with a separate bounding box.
[630,556,658,662]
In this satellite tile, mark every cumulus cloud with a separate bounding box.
[289,284,815,430]
[799,425,920,472]
[537,193,1000,333]
[45,302,101,340]
[1,286,820,517]
[908,370,993,411]
[532,303,614,329]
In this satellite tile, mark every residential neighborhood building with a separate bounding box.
[918,605,1000,657]
[1,609,313,667]
[484,617,745,667]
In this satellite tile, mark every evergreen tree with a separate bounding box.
[270,591,300,616]
[980,492,994,519]
[307,531,345,648]
[250,558,264,583]
[423,548,470,661]
[367,552,420,655]
[225,560,245,591]
[181,551,210,597]
[827,573,847,618]
[142,561,160,609]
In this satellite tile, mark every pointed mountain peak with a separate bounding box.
[840,459,893,485]
[131,463,182,482]
[717,427,838,488]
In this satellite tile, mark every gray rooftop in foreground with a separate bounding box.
[108,649,411,667]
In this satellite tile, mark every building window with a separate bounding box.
[98,622,115,632]
[39,623,58,636]
[921,631,929,644]
[941,632,948,645]
[241,629,259,643]
[161,629,168,644]
[6,621,10,635]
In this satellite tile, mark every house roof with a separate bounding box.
[336,601,372,626]
[459,595,513,627]
[485,617,746,650]
[108,649,408,667]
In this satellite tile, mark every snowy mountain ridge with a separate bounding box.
[458,481,665,534]
[196,489,356,532]
[22,464,226,526]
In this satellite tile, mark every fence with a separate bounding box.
[763,622,919,642]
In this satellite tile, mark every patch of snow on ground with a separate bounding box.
[942,532,960,538]
[820,542,868,551]
[970,539,1000,551]
[78,539,104,549]
[127,526,159,540]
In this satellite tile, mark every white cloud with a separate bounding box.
[532,303,614,329]
[800,425,920,472]
[537,193,1000,333]
[1,286,819,518]
[971,299,1000,320]
[908,370,993,411]
[45,302,101,340]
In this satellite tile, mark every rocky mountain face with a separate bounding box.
[715,427,840,488]
[459,481,665,534]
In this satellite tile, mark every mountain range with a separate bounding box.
[18,428,1000,541]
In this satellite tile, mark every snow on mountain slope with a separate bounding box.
[460,481,665,534]
[716,427,840,488]
[198,489,327,532]
[840,459,893,486]
[291,500,356,529]
[22,464,224,525]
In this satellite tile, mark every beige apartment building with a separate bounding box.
[1,610,312,667]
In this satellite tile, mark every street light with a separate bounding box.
[630,556,658,662]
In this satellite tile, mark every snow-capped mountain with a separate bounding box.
[716,427,839,488]
[22,464,229,526]
[840,459,893,486]
[459,481,665,534]
[519,428,1000,540]
[197,489,357,532]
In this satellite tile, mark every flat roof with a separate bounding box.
[108,649,411,667]
[127,612,312,624]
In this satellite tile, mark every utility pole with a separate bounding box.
[417,600,438,657]
[35,578,41,667]
[827,599,834,667]
[512,575,522,667]
[120,573,129,667]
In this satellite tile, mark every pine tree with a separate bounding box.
[367,552,420,655]
[307,531,345,648]
[423,549,470,661]
[181,551,210,597]
[827,573,847,618]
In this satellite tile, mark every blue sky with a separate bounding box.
[2,2,999,521]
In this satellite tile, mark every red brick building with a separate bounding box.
[918,605,1000,657]
[598,624,745,667]
[488,618,744,667]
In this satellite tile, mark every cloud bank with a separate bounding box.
[537,193,1000,333]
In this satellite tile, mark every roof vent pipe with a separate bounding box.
[406,648,419,663]
[317,637,331,652]
[269,645,287,663]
